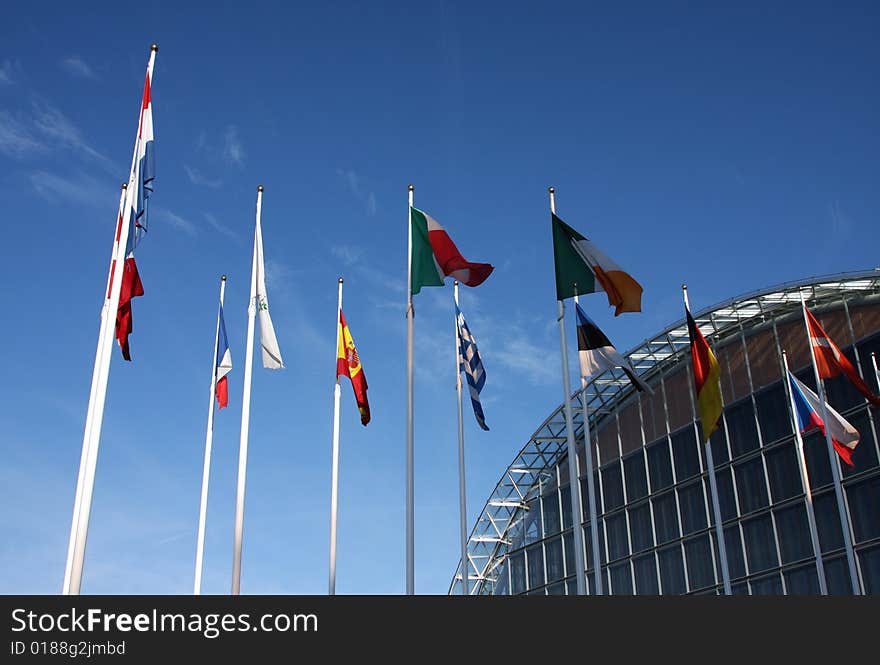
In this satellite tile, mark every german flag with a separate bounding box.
[337,310,370,426]
[686,305,723,442]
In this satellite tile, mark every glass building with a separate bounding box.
[451,271,880,595]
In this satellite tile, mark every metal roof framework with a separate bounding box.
[450,269,880,594]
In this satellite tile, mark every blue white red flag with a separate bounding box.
[134,70,154,243]
[788,370,859,466]
[215,303,232,408]
[456,304,489,431]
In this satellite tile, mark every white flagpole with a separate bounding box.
[800,293,861,594]
[329,277,344,595]
[550,186,588,595]
[683,285,732,595]
[231,185,262,595]
[194,275,227,595]
[66,45,158,595]
[573,292,602,595]
[872,353,880,394]
[782,350,828,594]
[406,184,415,595]
[454,281,469,595]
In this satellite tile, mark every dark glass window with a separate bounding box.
[542,491,561,536]
[841,411,879,476]
[846,475,880,543]
[561,484,573,529]
[678,481,708,535]
[803,431,832,489]
[824,556,853,596]
[633,552,659,594]
[563,531,575,574]
[684,535,715,591]
[858,544,880,595]
[714,466,738,522]
[566,578,578,596]
[545,537,564,583]
[750,573,783,595]
[584,521,606,569]
[742,513,779,573]
[547,582,566,595]
[784,565,820,595]
[524,498,542,544]
[773,503,813,564]
[494,563,509,595]
[658,545,686,595]
[824,348,864,411]
[606,512,629,561]
[527,544,544,589]
[652,491,680,544]
[709,422,729,465]
[510,552,526,594]
[734,457,769,514]
[765,442,802,503]
[755,383,792,443]
[647,438,673,491]
[628,502,653,553]
[724,525,746,579]
[601,462,624,511]
[726,399,759,459]
[814,491,844,553]
[609,561,633,595]
[671,426,701,481]
[623,450,648,502]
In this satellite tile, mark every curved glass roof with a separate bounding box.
[450,268,880,594]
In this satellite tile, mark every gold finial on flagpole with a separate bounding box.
[408,184,414,192]
[221,275,227,282]
[339,277,344,284]
[257,185,264,192]
[151,44,159,52]
[121,183,127,190]
[548,186,555,194]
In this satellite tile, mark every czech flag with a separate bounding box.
[215,303,232,409]
[788,370,859,466]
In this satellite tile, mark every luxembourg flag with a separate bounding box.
[215,303,233,409]
[788,370,859,466]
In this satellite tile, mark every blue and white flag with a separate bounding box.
[456,305,489,431]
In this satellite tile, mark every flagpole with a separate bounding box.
[872,353,880,394]
[800,292,861,594]
[682,285,732,595]
[573,292,602,595]
[782,350,828,594]
[66,45,158,595]
[406,184,415,595]
[329,277,344,595]
[550,187,588,595]
[453,281,469,595]
[231,185,262,595]
[194,275,226,595]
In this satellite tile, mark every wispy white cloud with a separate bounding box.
[329,243,405,294]
[30,101,116,172]
[60,56,98,80]
[0,112,45,157]
[29,170,115,208]
[204,212,240,241]
[153,207,198,236]
[330,244,364,266]
[223,125,244,165]
[336,168,378,217]
[184,164,222,189]
[492,334,559,385]
[0,60,17,85]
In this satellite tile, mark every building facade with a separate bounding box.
[451,271,880,595]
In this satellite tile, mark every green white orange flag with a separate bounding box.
[410,207,493,295]
[551,213,643,314]
[686,305,723,442]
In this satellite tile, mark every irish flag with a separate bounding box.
[551,213,642,314]
[410,207,494,295]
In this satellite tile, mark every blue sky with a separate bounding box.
[1,1,878,594]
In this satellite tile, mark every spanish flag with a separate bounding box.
[337,310,370,426]
[686,304,723,442]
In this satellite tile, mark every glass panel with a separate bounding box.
[824,348,865,412]
[658,544,686,595]
[803,430,832,489]
[765,442,802,503]
[858,544,880,595]
[652,491,680,545]
[547,582,566,595]
[709,421,729,465]
[726,399,759,459]
[633,552,659,594]
[824,556,853,596]
[601,462,624,511]
[784,564,820,595]
[750,573,783,595]
[678,481,708,536]
[609,561,633,595]
[841,410,879,476]
[527,544,544,589]
[647,438,673,491]
[542,490,561,536]
[714,466,738,522]
[846,475,880,543]
[724,525,746,579]
[561,484,573,529]
[734,456,769,514]
[671,426,701,481]
[628,502,654,553]
[524,498,542,545]
[584,521,606,569]
[755,382,792,444]
[545,537,564,583]
[563,531,575,574]
[623,450,648,502]
[606,512,629,561]
[494,562,509,595]
[742,513,779,573]
[684,534,715,591]
[510,552,526,594]
[566,578,578,596]
[814,491,844,553]
[773,502,813,564]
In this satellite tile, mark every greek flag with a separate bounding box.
[456,305,489,431]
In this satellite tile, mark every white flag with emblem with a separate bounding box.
[255,214,283,369]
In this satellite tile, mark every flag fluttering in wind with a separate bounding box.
[337,310,370,426]
[788,370,859,466]
[456,304,489,431]
[575,303,653,394]
[215,302,232,408]
[805,306,880,407]
[410,207,494,295]
[551,213,642,314]
[254,215,283,369]
[686,305,723,442]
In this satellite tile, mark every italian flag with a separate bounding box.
[551,213,643,314]
[410,207,494,295]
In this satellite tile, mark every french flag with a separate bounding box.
[788,370,859,466]
[215,303,232,409]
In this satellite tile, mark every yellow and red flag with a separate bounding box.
[686,306,723,442]
[337,310,370,426]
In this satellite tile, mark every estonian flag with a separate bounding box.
[575,303,652,394]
